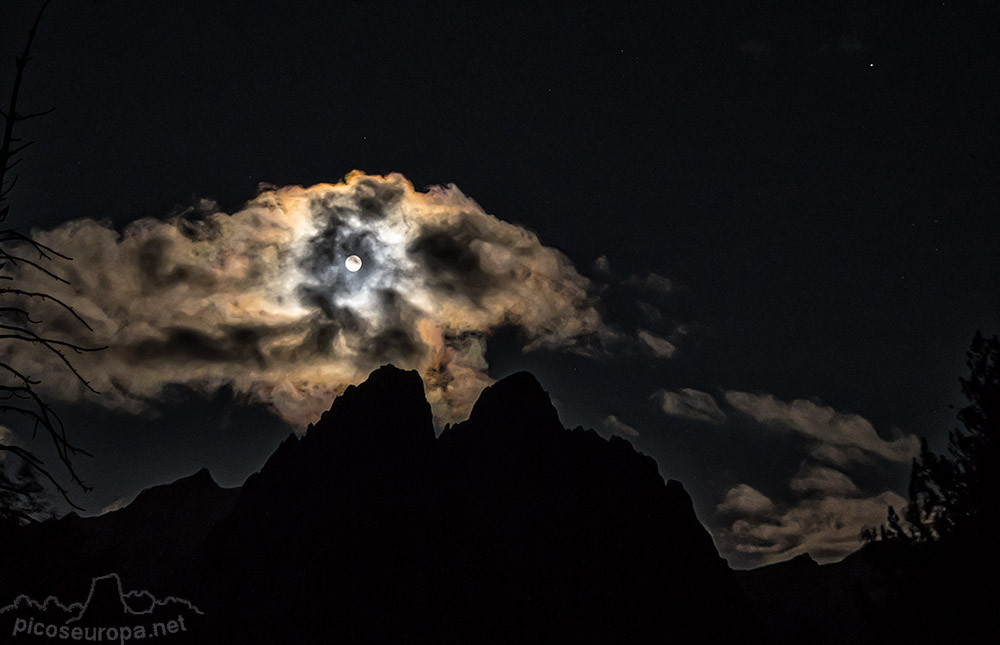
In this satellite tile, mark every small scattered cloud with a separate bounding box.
[592,255,612,276]
[789,464,861,497]
[602,414,639,438]
[723,391,919,463]
[652,388,726,423]
[638,330,677,358]
[644,273,673,294]
[629,272,673,295]
[719,491,906,564]
[807,443,872,468]
[717,484,774,516]
[100,498,130,515]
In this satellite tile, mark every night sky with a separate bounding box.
[2,0,997,568]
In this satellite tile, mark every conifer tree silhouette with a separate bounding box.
[864,331,998,543]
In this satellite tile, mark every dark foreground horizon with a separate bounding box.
[0,365,989,643]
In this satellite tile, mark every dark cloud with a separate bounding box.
[636,301,662,325]
[408,220,497,301]
[137,237,218,292]
[127,326,266,367]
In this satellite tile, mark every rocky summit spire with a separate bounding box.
[304,364,435,454]
[466,371,562,433]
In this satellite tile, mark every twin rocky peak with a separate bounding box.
[7,365,759,643]
[206,364,755,641]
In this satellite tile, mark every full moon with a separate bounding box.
[345,255,363,272]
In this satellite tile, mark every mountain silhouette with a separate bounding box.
[0,468,237,605]
[462,370,563,431]
[3,365,762,643]
[200,365,759,643]
[3,365,989,642]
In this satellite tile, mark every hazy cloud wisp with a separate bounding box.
[723,391,919,463]
[602,414,639,438]
[652,388,726,423]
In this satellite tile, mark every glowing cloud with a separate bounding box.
[716,484,774,516]
[652,388,726,423]
[4,172,609,427]
[601,415,639,438]
[638,330,677,358]
[723,391,919,463]
[717,490,907,564]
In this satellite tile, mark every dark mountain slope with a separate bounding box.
[201,366,758,643]
[0,468,237,605]
[3,365,761,643]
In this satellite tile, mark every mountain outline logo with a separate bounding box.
[1,573,203,642]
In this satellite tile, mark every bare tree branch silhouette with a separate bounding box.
[1,0,105,526]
